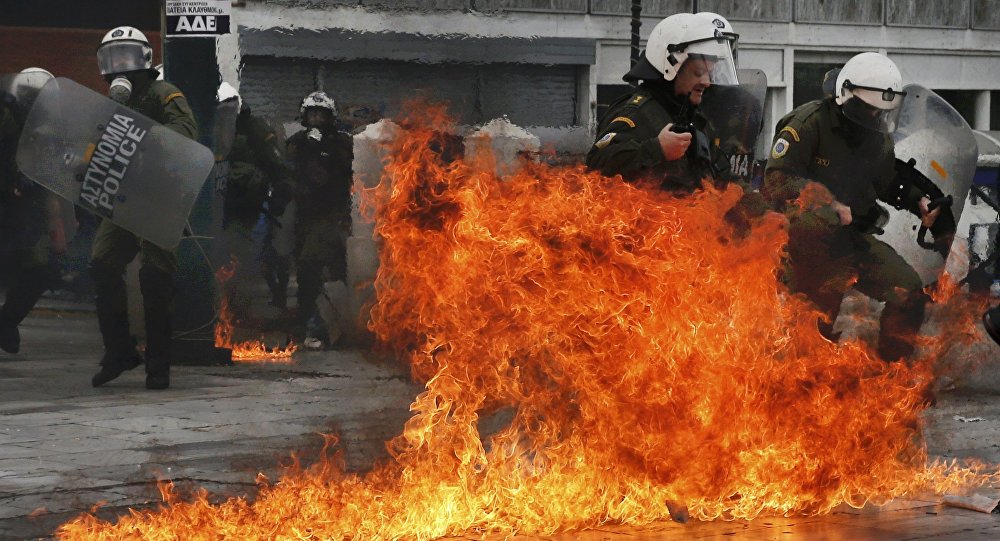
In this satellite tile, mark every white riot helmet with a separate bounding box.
[300,91,337,117]
[7,68,54,112]
[625,12,739,85]
[693,12,739,67]
[835,52,906,133]
[97,26,153,76]
[217,81,241,107]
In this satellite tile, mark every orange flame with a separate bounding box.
[214,257,297,362]
[57,102,996,539]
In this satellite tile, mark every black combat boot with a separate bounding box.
[878,291,929,363]
[90,262,143,387]
[0,267,53,354]
[985,306,1000,347]
[140,266,174,390]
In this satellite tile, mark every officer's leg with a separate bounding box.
[261,254,290,309]
[855,236,927,362]
[0,248,56,354]
[139,241,178,390]
[296,257,322,332]
[785,217,854,341]
[260,228,284,308]
[90,221,142,386]
[219,220,257,323]
[0,198,55,353]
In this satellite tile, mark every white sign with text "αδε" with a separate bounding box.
[165,0,231,37]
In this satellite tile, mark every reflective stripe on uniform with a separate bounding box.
[780,126,800,142]
[163,92,184,105]
[611,116,636,128]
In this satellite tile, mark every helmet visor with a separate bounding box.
[847,82,906,110]
[841,96,903,133]
[684,37,739,85]
[97,41,151,75]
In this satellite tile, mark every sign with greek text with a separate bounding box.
[165,0,231,37]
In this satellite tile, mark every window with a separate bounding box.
[793,63,840,107]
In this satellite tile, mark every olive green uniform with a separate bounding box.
[285,126,353,337]
[763,98,928,361]
[90,77,197,388]
[0,103,50,267]
[90,80,198,273]
[0,102,64,354]
[586,81,732,191]
[220,109,291,319]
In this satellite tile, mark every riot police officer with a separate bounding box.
[763,52,940,362]
[286,91,353,349]
[90,26,198,389]
[215,82,291,322]
[586,12,738,190]
[0,68,66,355]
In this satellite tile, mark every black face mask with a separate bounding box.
[840,96,899,134]
[837,102,882,147]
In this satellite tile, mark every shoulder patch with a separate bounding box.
[771,137,791,159]
[594,132,617,149]
[163,92,184,105]
[610,116,636,128]
[779,126,800,142]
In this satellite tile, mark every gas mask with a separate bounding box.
[108,76,133,104]
[307,128,323,142]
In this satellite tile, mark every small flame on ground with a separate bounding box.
[214,257,297,363]
[56,101,997,540]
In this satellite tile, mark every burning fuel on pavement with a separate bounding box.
[214,257,297,363]
[56,104,998,540]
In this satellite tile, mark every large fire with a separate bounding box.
[58,104,995,539]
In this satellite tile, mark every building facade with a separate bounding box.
[224,0,1000,155]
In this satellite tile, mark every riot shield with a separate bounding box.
[883,84,978,284]
[700,68,767,181]
[213,98,239,160]
[15,77,213,249]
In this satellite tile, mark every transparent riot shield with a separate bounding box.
[700,68,767,181]
[15,77,213,249]
[213,98,239,160]
[883,84,978,284]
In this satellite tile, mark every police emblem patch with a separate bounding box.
[771,137,791,159]
[594,132,616,149]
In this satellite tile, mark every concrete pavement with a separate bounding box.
[2,300,1000,540]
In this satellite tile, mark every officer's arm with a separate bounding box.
[762,124,817,209]
[257,125,293,215]
[255,122,290,180]
[284,133,300,165]
[586,114,666,178]
[0,109,17,194]
[160,89,198,140]
[335,133,354,182]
